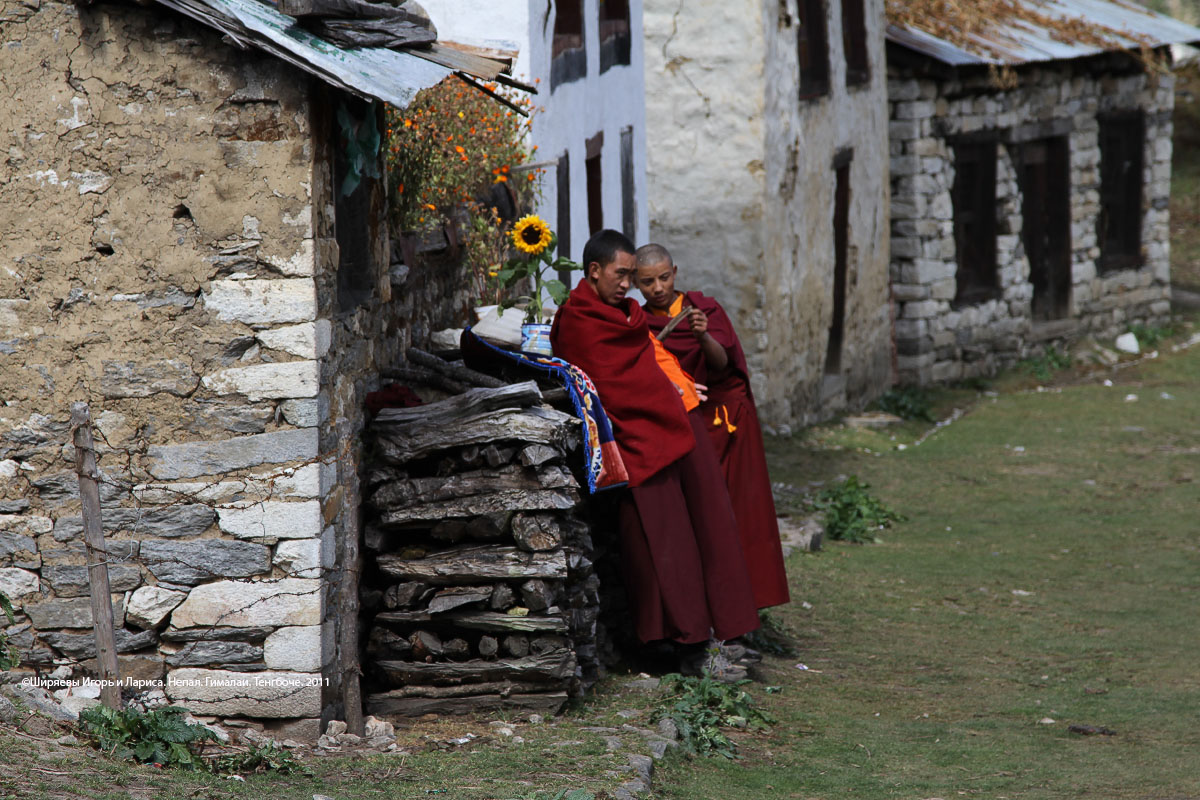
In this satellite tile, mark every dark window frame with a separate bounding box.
[599,0,631,73]
[841,0,869,87]
[585,132,604,236]
[1097,110,1146,273]
[826,148,853,375]
[797,0,830,99]
[951,139,1001,308]
[620,126,636,240]
[556,150,572,284]
[551,0,586,90]
[333,96,384,313]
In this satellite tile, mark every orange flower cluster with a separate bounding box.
[385,77,540,232]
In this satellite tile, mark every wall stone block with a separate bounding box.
[201,361,319,401]
[25,596,126,629]
[170,578,321,628]
[141,539,272,586]
[204,279,317,326]
[127,586,187,629]
[263,625,327,671]
[100,360,199,399]
[52,505,216,542]
[146,428,319,480]
[216,500,322,542]
[164,668,321,717]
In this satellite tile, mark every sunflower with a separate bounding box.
[511,214,553,256]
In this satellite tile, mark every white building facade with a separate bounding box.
[420,0,649,263]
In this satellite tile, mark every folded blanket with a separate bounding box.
[462,328,629,493]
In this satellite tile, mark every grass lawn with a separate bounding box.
[653,337,1200,799]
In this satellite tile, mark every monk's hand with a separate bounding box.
[688,307,709,338]
[693,382,709,402]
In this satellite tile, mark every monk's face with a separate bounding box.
[635,260,677,311]
[587,250,636,306]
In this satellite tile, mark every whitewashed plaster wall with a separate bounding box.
[644,0,892,428]
[420,0,649,266]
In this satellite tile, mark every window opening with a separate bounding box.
[334,97,381,312]
[1018,137,1072,320]
[827,149,852,375]
[1097,112,1145,273]
[586,132,604,235]
[556,151,572,284]
[552,0,586,90]
[600,0,631,73]
[797,0,830,99]
[951,140,1000,307]
[842,0,869,86]
[620,126,636,240]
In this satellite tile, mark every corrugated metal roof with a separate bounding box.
[153,0,458,106]
[887,0,1200,66]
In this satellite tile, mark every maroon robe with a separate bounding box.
[553,282,759,643]
[646,291,791,610]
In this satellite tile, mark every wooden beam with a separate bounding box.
[71,402,121,710]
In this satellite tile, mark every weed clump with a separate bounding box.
[1019,345,1072,383]
[813,475,906,543]
[1128,322,1180,349]
[652,671,775,759]
[876,385,936,422]
[0,590,18,670]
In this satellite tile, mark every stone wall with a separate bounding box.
[888,58,1175,384]
[1,0,474,734]
[644,0,893,429]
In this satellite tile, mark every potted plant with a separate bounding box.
[496,214,580,355]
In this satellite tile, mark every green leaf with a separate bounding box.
[543,279,569,305]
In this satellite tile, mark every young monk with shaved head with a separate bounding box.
[551,230,759,658]
[635,243,790,610]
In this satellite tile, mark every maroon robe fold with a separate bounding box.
[553,282,759,643]
[646,291,791,610]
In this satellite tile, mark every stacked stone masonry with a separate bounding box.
[2,1,476,733]
[888,58,1174,384]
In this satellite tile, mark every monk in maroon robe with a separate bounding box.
[636,243,790,610]
[551,230,759,645]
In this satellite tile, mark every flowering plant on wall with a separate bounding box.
[496,215,580,324]
[384,77,544,304]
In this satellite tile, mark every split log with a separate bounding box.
[443,638,470,659]
[369,466,539,511]
[374,408,576,464]
[367,627,412,659]
[426,586,492,614]
[374,609,569,634]
[511,513,563,552]
[519,444,559,467]
[379,365,469,395]
[520,579,557,612]
[375,648,575,686]
[376,545,568,584]
[503,634,530,657]
[483,444,516,467]
[373,381,540,426]
[367,690,568,718]
[369,680,552,699]
[377,488,578,526]
[489,584,515,611]
[536,465,578,489]
[466,514,507,540]
[383,582,429,609]
[478,636,499,658]
[407,347,505,389]
[530,635,569,655]
[410,630,443,659]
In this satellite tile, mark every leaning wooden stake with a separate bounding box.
[71,402,121,710]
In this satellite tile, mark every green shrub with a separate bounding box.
[78,705,217,770]
[1019,346,1072,382]
[1128,322,1180,349]
[813,475,906,543]
[876,385,935,422]
[0,590,18,671]
[652,671,775,759]
[214,741,312,776]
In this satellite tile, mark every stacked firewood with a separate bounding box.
[361,380,603,717]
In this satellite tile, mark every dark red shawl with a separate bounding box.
[644,291,752,398]
[551,282,695,487]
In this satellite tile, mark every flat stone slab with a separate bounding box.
[52,505,216,542]
[25,595,126,629]
[170,578,321,628]
[140,539,271,585]
[165,668,321,718]
[42,565,142,597]
[147,428,319,480]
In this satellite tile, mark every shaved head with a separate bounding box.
[635,243,673,269]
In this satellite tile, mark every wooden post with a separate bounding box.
[71,402,122,710]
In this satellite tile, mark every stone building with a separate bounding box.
[643,0,893,427]
[0,0,507,735]
[886,0,1200,384]
[420,0,649,261]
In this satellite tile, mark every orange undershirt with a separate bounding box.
[648,293,686,318]
[649,333,700,412]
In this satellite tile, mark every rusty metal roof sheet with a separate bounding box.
[153,0,479,106]
[886,0,1200,66]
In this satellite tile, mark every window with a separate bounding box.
[599,0,631,73]
[827,149,852,374]
[1097,112,1145,272]
[841,0,869,86]
[556,151,572,283]
[551,0,586,90]
[951,140,999,307]
[586,132,604,235]
[620,126,635,240]
[1017,137,1072,320]
[333,97,381,312]
[797,0,829,98]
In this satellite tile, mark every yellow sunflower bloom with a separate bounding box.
[511,214,553,256]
